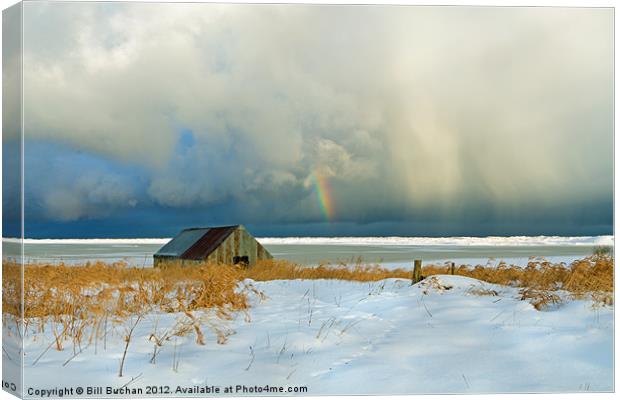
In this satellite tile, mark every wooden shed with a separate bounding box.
[154,225,272,268]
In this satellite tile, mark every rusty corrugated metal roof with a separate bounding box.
[154,228,211,257]
[154,225,239,260]
[181,225,238,260]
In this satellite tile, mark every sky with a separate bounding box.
[2,3,614,238]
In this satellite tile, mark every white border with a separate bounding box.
[0,2,616,400]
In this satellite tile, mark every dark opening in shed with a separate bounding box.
[153,225,272,267]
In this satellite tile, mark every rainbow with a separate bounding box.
[312,170,335,220]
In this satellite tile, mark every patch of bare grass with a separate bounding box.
[421,256,613,304]
[518,288,563,311]
[2,254,613,353]
[467,286,499,297]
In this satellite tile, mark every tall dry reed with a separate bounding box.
[1,255,613,351]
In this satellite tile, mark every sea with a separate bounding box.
[2,235,613,269]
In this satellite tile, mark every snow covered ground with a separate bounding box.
[5,276,614,397]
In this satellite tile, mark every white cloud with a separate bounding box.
[15,3,613,223]
[44,172,138,221]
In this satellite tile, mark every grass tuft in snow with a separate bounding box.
[2,255,612,359]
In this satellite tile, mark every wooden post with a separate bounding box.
[450,262,455,275]
[412,259,422,285]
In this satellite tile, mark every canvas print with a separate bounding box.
[1,1,614,398]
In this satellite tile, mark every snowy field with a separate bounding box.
[6,275,613,397]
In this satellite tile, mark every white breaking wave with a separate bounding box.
[3,238,170,245]
[257,235,614,246]
[3,235,613,247]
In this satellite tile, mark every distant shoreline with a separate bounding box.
[2,235,613,247]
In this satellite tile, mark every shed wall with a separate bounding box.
[155,226,272,267]
[205,227,272,265]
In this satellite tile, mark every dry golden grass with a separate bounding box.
[424,256,613,309]
[466,286,499,297]
[2,261,254,353]
[422,257,614,293]
[420,256,613,297]
[239,259,412,282]
[7,261,250,319]
[518,288,562,311]
[1,255,613,350]
[242,257,613,306]
[3,255,613,320]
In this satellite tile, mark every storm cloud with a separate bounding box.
[5,3,613,237]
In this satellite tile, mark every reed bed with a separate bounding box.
[420,256,613,296]
[244,256,613,307]
[3,255,614,320]
[1,255,613,354]
[239,259,413,282]
[422,256,613,309]
[2,261,254,359]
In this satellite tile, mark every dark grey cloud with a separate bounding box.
[8,3,613,234]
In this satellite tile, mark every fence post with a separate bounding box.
[412,259,422,285]
[450,262,455,275]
